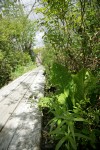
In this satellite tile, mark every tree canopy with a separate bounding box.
[38,0,100,149]
[0,0,37,87]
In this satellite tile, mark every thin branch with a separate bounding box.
[26,0,37,18]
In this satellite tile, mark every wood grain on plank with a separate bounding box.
[0,66,45,150]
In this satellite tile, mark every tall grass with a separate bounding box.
[11,62,36,80]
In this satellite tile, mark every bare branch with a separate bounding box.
[26,0,37,18]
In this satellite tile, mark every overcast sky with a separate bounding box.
[20,0,44,48]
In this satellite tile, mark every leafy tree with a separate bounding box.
[38,0,100,149]
[0,1,37,87]
[38,0,100,73]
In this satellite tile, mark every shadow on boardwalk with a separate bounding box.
[0,109,41,150]
[0,66,45,150]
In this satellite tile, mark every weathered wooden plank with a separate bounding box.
[0,70,33,101]
[0,66,45,150]
[0,67,40,101]
[0,73,37,131]
[8,100,42,150]
[8,70,45,150]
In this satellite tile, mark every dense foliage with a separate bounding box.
[38,0,100,149]
[0,0,99,149]
[0,1,36,87]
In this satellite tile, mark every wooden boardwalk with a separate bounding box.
[0,66,45,150]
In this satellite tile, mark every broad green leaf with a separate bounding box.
[57,93,66,104]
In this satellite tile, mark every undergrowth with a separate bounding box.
[11,62,36,80]
[39,63,100,150]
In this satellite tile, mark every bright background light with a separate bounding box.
[20,0,44,48]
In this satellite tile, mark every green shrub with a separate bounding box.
[11,62,35,80]
[0,59,12,88]
[0,50,33,88]
[39,63,100,150]
[7,51,32,70]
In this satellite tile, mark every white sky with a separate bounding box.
[20,0,44,48]
[34,31,44,48]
